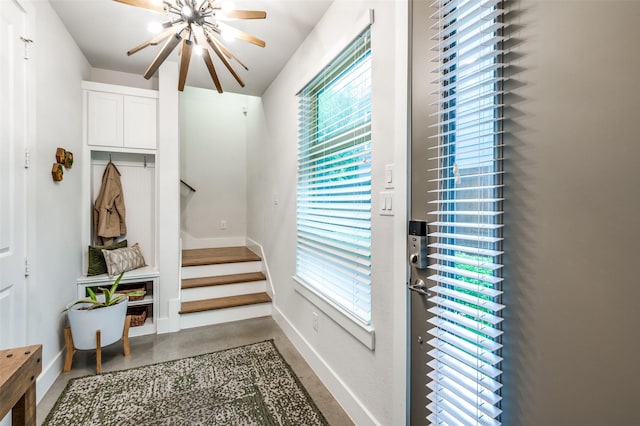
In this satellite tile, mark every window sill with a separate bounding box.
[293,276,375,350]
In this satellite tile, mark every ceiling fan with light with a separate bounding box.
[114,0,266,93]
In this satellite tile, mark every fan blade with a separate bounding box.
[217,23,265,48]
[218,10,266,20]
[191,25,227,90]
[127,23,186,56]
[210,37,248,71]
[178,39,192,91]
[113,0,165,14]
[144,33,181,79]
[202,49,223,93]
[204,30,245,87]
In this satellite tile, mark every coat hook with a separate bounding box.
[144,156,147,168]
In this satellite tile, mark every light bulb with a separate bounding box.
[147,22,162,34]
[182,5,193,17]
[194,45,204,56]
[221,30,234,42]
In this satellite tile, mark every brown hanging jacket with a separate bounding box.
[93,162,126,245]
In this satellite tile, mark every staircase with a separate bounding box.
[179,247,272,329]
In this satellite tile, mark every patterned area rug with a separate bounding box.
[44,340,328,425]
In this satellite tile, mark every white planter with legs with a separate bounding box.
[67,297,128,350]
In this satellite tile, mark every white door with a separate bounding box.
[0,0,27,351]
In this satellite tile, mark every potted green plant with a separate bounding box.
[65,272,142,350]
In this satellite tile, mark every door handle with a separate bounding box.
[408,278,430,297]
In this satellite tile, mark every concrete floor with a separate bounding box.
[37,317,354,426]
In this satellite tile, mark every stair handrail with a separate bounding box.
[180,179,196,193]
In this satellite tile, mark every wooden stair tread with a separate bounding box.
[180,292,271,314]
[181,247,261,267]
[182,272,266,289]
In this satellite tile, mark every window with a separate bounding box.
[295,28,372,326]
[427,0,505,424]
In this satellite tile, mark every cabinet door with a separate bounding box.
[87,91,124,147]
[124,96,157,150]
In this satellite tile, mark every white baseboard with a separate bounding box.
[36,348,64,404]
[156,317,170,334]
[157,298,181,334]
[246,237,275,298]
[272,306,379,426]
[180,233,246,249]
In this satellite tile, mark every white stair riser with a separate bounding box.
[181,261,262,279]
[181,281,267,302]
[180,303,272,329]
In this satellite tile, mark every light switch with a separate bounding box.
[379,191,394,216]
[385,164,394,189]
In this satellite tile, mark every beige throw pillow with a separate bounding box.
[102,243,146,277]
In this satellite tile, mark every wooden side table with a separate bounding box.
[0,344,42,426]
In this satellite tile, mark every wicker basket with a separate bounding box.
[117,287,146,302]
[127,307,147,327]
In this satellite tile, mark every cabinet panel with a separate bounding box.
[124,96,157,150]
[87,91,123,148]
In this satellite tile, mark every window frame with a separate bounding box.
[294,25,375,350]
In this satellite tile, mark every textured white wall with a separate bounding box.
[27,0,91,399]
[179,87,251,246]
[247,1,409,424]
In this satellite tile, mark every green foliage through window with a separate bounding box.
[296,28,373,325]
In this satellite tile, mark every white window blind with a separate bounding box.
[427,0,504,424]
[295,28,372,325]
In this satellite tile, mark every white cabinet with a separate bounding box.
[79,81,160,338]
[87,91,123,148]
[84,82,158,151]
[124,96,157,150]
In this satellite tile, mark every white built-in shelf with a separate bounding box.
[76,267,159,337]
[128,295,154,307]
[79,81,160,338]
[76,266,159,285]
[129,318,154,338]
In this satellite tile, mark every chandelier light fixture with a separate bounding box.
[114,0,266,92]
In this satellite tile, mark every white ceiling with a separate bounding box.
[49,0,333,96]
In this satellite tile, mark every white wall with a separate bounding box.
[179,87,251,248]
[246,95,268,245]
[247,1,408,424]
[27,0,91,399]
[156,62,181,333]
[90,67,158,91]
